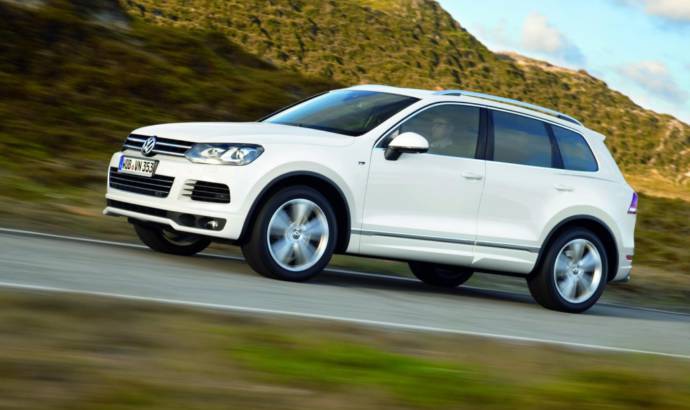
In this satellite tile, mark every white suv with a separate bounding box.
[105,85,637,312]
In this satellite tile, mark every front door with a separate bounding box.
[359,104,486,266]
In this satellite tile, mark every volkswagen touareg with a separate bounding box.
[104,85,637,312]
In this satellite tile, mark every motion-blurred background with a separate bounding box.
[1,1,689,408]
[1,0,689,308]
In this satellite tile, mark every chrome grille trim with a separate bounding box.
[155,141,191,149]
[121,134,193,157]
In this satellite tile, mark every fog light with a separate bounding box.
[198,217,221,230]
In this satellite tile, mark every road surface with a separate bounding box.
[0,229,688,359]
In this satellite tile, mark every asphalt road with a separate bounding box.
[0,230,688,359]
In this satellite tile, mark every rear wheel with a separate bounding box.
[408,261,473,288]
[527,228,607,313]
[241,186,337,281]
[133,223,211,256]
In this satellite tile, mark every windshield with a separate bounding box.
[263,90,419,136]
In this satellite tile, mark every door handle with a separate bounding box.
[461,171,483,180]
[554,184,574,192]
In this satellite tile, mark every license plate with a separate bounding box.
[118,156,158,177]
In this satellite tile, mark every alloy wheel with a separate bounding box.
[553,238,603,304]
[266,198,330,272]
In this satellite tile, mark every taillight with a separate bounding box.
[627,192,638,214]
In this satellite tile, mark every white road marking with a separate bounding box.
[1,227,688,318]
[0,227,148,249]
[0,280,688,360]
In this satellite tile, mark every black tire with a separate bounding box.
[133,223,211,256]
[527,228,608,313]
[408,261,473,288]
[241,185,337,282]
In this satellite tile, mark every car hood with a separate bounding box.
[132,122,355,147]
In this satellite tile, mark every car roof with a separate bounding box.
[347,84,435,99]
[345,84,590,133]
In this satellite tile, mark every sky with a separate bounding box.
[437,0,690,123]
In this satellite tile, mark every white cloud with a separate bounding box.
[618,0,690,23]
[618,60,688,103]
[471,13,586,67]
[475,19,513,50]
[522,14,563,53]
[521,13,586,66]
[644,0,690,22]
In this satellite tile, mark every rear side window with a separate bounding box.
[491,110,553,168]
[552,126,598,172]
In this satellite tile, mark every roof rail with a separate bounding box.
[434,90,582,126]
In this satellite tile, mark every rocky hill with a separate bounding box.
[0,0,333,194]
[1,0,689,190]
[123,0,690,181]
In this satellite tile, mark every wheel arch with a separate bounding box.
[534,215,619,282]
[237,171,352,253]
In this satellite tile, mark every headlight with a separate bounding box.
[185,144,264,165]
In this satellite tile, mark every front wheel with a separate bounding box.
[527,228,608,313]
[408,261,473,288]
[241,185,337,282]
[133,223,211,256]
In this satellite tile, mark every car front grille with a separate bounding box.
[122,134,193,157]
[182,180,231,203]
[108,167,175,198]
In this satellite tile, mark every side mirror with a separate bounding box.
[384,132,429,160]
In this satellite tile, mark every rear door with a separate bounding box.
[474,109,565,273]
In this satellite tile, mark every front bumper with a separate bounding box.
[104,151,251,240]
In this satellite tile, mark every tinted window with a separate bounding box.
[492,111,552,168]
[552,126,598,172]
[264,90,418,136]
[389,105,480,158]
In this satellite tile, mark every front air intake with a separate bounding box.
[182,180,231,203]
[108,167,174,198]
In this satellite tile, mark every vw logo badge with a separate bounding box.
[141,136,157,156]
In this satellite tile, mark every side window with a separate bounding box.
[388,105,480,159]
[552,126,598,172]
[492,110,553,168]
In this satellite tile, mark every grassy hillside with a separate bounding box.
[1,0,688,192]
[0,0,334,197]
[123,0,690,182]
